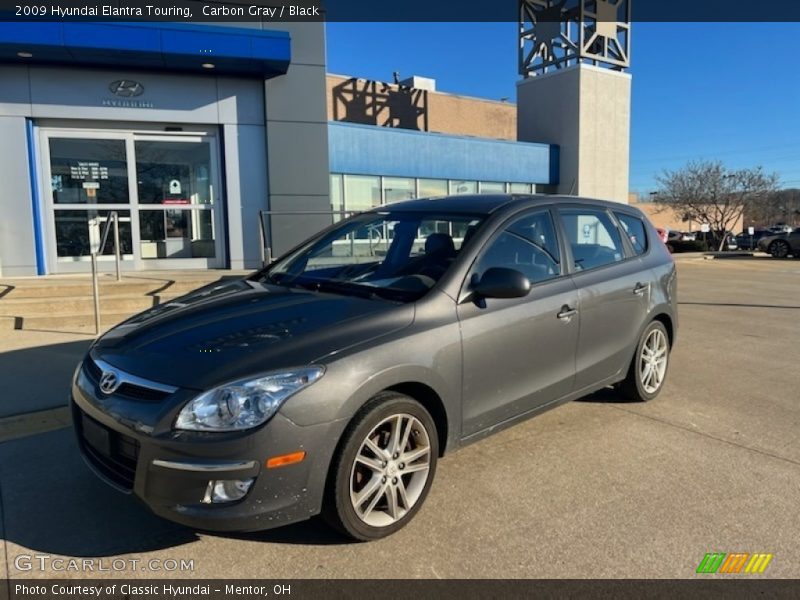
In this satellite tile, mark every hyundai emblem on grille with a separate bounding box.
[99,371,120,394]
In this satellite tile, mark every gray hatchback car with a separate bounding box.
[71,195,677,540]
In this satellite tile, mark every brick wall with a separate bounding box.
[326,74,517,141]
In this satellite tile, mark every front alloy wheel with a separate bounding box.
[769,240,791,258]
[325,393,438,541]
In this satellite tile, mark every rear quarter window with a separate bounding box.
[615,212,649,256]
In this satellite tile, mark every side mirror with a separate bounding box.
[473,267,531,299]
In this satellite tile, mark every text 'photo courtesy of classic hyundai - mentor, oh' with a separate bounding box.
[71,195,677,541]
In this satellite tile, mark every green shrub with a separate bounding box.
[665,240,709,253]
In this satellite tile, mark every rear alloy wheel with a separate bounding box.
[769,240,791,258]
[325,393,438,541]
[620,320,670,402]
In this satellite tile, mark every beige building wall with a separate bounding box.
[326,74,517,140]
[517,64,631,204]
[633,198,744,233]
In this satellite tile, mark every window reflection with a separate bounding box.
[49,138,129,205]
[135,141,212,206]
[54,210,132,258]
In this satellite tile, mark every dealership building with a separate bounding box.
[0,12,631,277]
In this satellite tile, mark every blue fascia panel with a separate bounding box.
[160,27,251,59]
[25,119,46,276]
[0,22,290,77]
[63,22,161,53]
[329,122,557,186]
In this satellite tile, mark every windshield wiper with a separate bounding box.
[261,273,411,302]
[312,280,382,300]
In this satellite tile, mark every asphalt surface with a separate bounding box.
[1,256,798,579]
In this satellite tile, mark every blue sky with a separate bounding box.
[326,22,800,193]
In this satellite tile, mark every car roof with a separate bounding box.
[370,194,636,216]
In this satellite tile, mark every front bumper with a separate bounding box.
[71,360,344,532]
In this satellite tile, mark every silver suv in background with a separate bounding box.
[71,195,678,541]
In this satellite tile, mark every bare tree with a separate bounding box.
[654,160,779,251]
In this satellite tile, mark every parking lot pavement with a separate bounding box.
[0,330,93,418]
[1,257,798,579]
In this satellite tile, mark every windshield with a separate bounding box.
[254,212,485,302]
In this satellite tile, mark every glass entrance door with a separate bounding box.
[40,128,224,273]
[47,135,134,267]
[135,137,219,265]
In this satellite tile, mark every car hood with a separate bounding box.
[91,279,415,390]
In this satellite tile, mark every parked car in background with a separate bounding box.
[758,228,800,258]
[70,195,678,541]
[734,230,773,251]
[680,232,697,242]
[696,230,738,251]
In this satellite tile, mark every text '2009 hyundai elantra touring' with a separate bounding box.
[71,195,677,540]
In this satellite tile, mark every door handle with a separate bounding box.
[633,283,650,296]
[557,306,578,321]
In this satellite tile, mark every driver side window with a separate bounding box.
[474,210,562,284]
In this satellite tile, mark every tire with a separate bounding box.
[324,392,439,541]
[619,320,671,402]
[769,240,791,259]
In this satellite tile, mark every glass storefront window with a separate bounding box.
[139,209,215,259]
[449,180,477,195]
[418,179,448,198]
[479,181,506,194]
[383,177,416,204]
[134,138,217,260]
[509,183,533,194]
[49,138,129,205]
[331,174,344,215]
[331,173,345,226]
[344,175,381,212]
[135,140,212,205]
[54,209,132,258]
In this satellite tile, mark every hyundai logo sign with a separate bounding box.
[99,370,120,394]
[109,80,144,97]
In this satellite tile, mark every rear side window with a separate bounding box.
[559,208,626,271]
[615,212,649,255]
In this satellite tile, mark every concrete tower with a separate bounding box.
[517,0,631,203]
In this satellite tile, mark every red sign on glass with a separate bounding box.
[162,198,190,205]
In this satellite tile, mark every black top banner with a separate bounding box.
[2,0,800,22]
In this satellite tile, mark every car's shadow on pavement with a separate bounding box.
[215,518,351,546]
[0,340,93,418]
[0,426,354,560]
[575,387,631,404]
[0,427,199,558]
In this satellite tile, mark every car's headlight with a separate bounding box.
[175,366,324,432]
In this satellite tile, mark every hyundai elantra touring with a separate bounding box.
[71,195,677,540]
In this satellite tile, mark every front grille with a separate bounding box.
[74,405,139,491]
[83,357,171,403]
[116,382,170,402]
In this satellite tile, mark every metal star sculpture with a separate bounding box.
[519,0,631,77]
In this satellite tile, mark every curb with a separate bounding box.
[0,406,71,443]
[702,252,756,260]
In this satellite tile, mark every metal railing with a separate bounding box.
[90,212,122,334]
[258,209,359,267]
